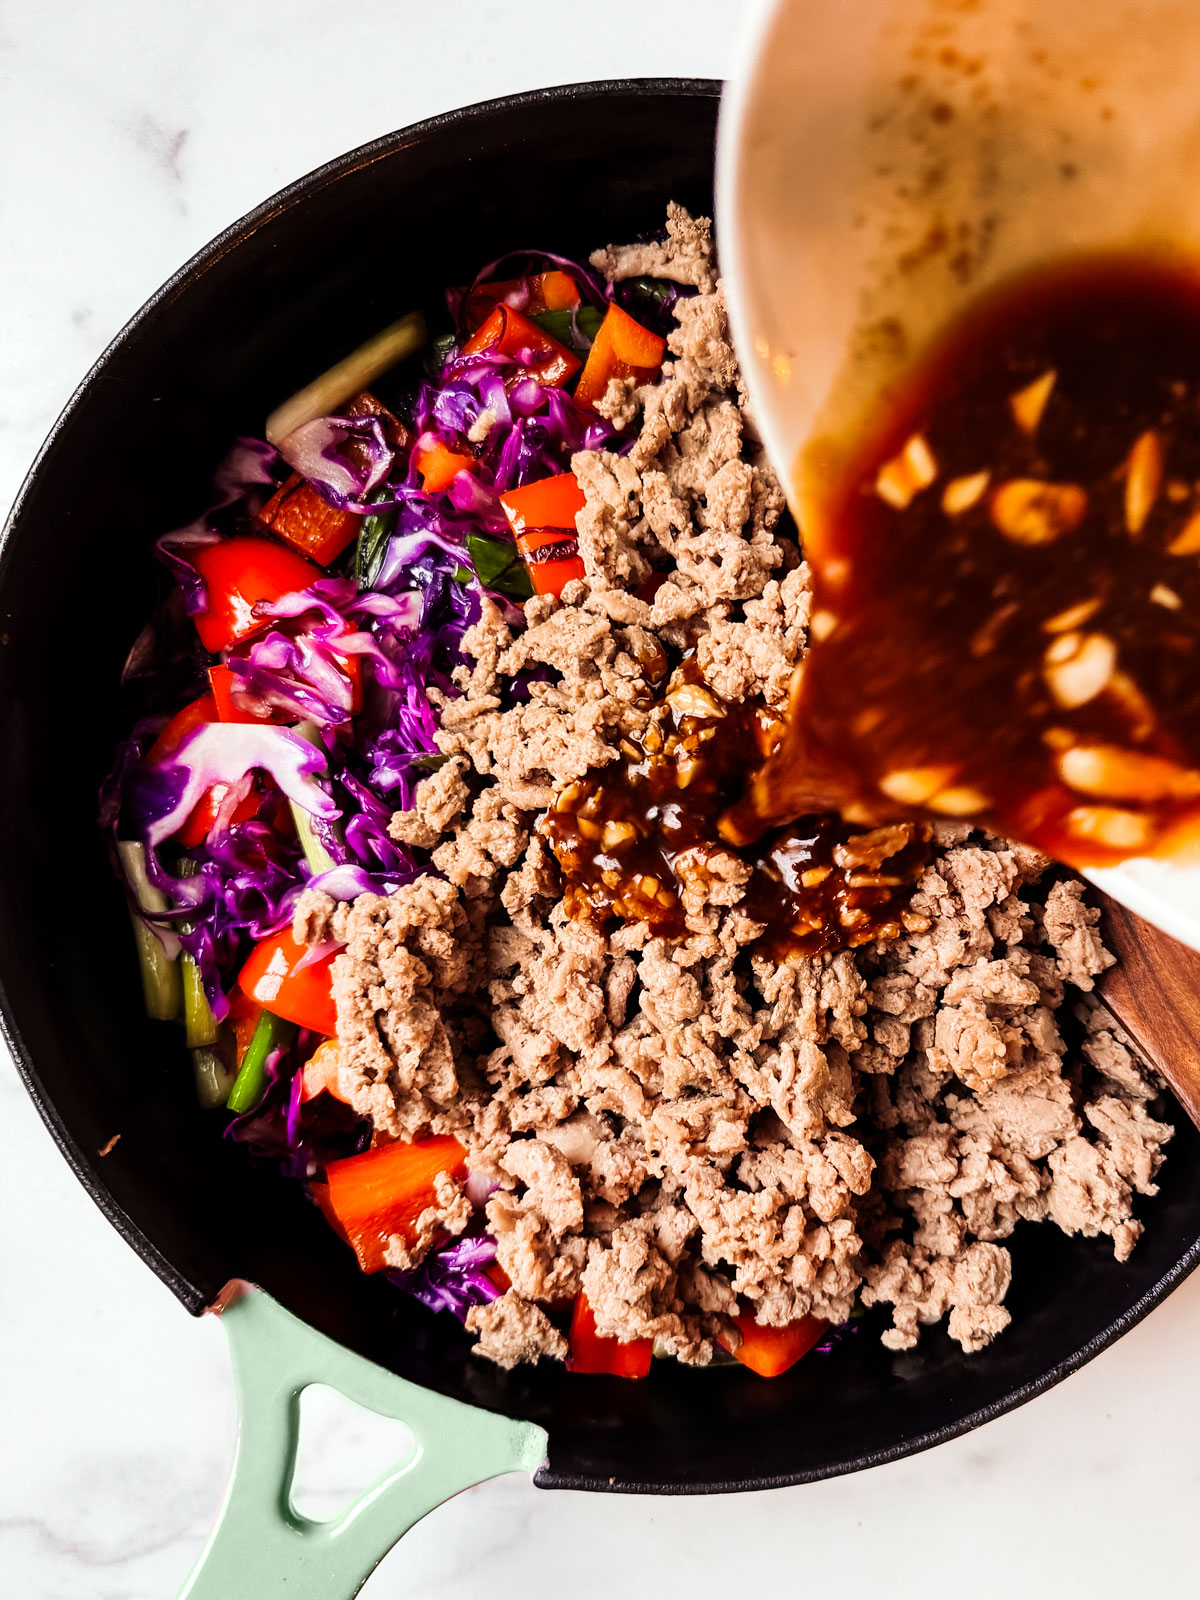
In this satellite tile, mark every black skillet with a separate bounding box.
[2,78,1199,1597]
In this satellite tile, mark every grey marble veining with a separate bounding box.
[2,3,1197,1595]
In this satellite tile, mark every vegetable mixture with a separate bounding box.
[105,210,1172,1377]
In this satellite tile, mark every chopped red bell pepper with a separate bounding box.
[573,303,666,411]
[568,1292,653,1378]
[237,926,338,1036]
[146,693,217,764]
[499,473,587,597]
[512,529,586,598]
[144,692,261,846]
[526,553,585,599]
[339,652,364,715]
[208,664,252,724]
[463,270,580,331]
[318,1134,469,1273]
[498,472,587,536]
[413,440,479,493]
[485,1260,513,1293]
[255,474,362,567]
[175,783,262,849]
[461,305,581,387]
[718,1310,827,1378]
[189,537,322,653]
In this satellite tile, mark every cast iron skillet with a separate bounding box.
[3,79,1200,1512]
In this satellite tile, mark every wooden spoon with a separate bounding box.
[1095,891,1200,1130]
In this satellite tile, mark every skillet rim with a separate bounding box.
[3,75,1199,1497]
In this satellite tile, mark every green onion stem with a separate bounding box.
[227,1009,296,1114]
[354,498,397,589]
[192,1042,237,1110]
[532,305,604,348]
[288,720,339,875]
[265,311,427,445]
[117,841,182,1022]
[182,955,221,1048]
[289,802,338,875]
[178,858,220,1047]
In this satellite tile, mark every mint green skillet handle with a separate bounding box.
[180,1288,548,1600]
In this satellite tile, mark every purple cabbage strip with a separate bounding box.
[414,355,613,502]
[175,826,308,1014]
[389,1230,501,1320]
[609,275,698,338]
[275,414,395,511]
[226,1042,371,1181]
[814,1319,859,1355]
[228,633,360,726]
[131,723,337,850]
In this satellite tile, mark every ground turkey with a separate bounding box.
[296,208,1173,1365]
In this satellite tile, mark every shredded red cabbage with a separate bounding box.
[388,1231,502,1320]
[609,274,698,338]
[228,580,419,727]
[133,724,336,850]
[276,414,398,511]
[101,240,668,1328]
[226,1039,372,1180]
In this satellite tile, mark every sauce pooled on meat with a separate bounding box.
[540,660,932,958]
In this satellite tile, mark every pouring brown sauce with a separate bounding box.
[548,255,1200,955]
[540,660,932,959]
[729,254,1200,865]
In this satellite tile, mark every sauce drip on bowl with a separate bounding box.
[729,256,1200,866]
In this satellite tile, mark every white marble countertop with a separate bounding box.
[2,4,1198,1595]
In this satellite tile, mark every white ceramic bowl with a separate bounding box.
[717,0,1200,951]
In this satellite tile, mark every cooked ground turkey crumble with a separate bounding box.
[294,206,1174,1368]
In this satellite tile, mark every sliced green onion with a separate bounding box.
[265,311,427,445]
[227,1009,296,1114]
[354,502,397,589]
[176,857,219,1047]
[466,533,534,601]
[182,953,220,1048]
[532,305,604,349]
[619,277,677,311]
[425,330,456,376]
[117,841,182,1022]
[287,719,339,875]
[290,802,338,875]
[192,1042,237,1110]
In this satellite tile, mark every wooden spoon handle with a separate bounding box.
[1094,892,1200,1131]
